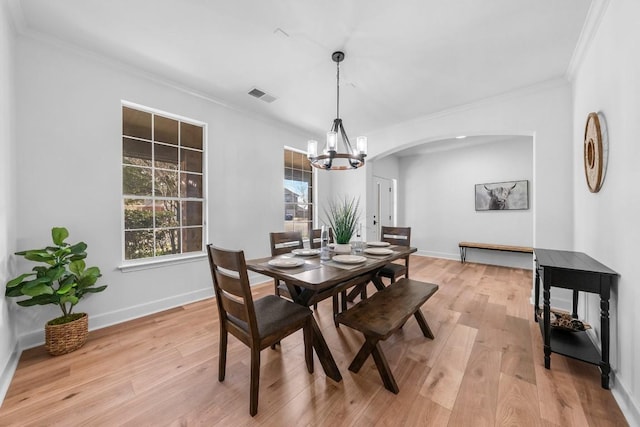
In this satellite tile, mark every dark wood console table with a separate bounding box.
[534,248,618,389]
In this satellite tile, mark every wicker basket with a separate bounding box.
[45,313,89,356]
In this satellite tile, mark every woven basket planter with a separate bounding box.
[45,313,88,356]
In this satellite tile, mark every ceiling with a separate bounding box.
[10,0,592,140]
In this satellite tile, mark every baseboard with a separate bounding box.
[18,287,214,350]
[611,377,640,427]
[18,273,273,350]
[417,250,533,270]
[0,342,21,408]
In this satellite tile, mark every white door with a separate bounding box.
[372,176,394,241]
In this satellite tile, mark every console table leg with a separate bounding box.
[601,296,610,389]
[543,284,551,369]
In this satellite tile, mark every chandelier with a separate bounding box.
[307,51,367,170]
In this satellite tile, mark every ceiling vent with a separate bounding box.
[248,87,277,103]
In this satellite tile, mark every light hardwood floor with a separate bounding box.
[0,257,627,426]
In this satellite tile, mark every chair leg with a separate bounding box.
[332,294,339,327]
[303,319,314,373]
[249,346,260,416]
[218,328,227,382]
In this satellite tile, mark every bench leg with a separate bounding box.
[349,337,400,394]
[413,309,435,339]
[349,338,376,373]
[371,341,399,394]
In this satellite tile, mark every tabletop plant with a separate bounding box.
[324,195,361,244]
[5,226,107,324]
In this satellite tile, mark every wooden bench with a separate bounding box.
[335,278,438,393]
[458,241,533,263]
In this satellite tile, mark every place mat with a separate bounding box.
[362,249,401,259]
[260,259,322,274]
[323,257,378,270]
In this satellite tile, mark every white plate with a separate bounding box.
[367,241,391,247]
[291,248,320,256]
[332,255,367,264]
[364,247,394,255]
[268,258,305,268]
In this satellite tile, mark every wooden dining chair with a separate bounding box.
[378,226,412,283]
[309,227,334,249]
[269,231,304,298]
[206,244,314,416]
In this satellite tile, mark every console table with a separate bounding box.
[534,248,618,389]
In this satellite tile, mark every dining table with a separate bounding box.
[246,244,417,383]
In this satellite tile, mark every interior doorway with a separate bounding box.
[372,175,395,241]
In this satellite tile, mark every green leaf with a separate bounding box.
[52,227,69,246]
[45,266,66,282]
[60,295,79,306]
[6,287,25,297]
[17,294,58,306]
[83,266,101,277]
[56,282,76,295]
[23,251,54,263]
[6,273,35,288]
[69,259,86,276]
[22,276,53,290]
[21,283,54,297]
[77,275,97,288]
[83,285,107,293]
[69,242,88,255]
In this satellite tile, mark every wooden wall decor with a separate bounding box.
[584,112,608,193]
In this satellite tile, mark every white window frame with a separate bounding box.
[119,101,208,270]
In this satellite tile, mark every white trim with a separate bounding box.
[565,0,612,81]
[121,101,208,264]
[0,342,21,407]
[118,252,206,272]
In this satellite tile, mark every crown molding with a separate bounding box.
[10,13,310,139]
[368,77,569,138]
[565,0,611,81]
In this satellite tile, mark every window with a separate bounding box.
[122,103,206,261]
[284,148,313,240]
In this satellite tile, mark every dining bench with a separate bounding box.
[335,278,438,393]
[458,241,533,263]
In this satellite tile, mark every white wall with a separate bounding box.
[0,0,19,404]
[399,137,533,269]
[572,0,640,423]
[367,80,574,253]
[11,34,308,348]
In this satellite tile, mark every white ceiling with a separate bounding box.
[10,0,592,140]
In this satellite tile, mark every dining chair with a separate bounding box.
[206,244,314,416]
[269,231,304,299]
[309,227,334,249]
[378,226,412,283]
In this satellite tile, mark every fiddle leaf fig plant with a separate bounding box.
[5,227,107,322]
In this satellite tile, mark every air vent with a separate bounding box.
[248,87,277,103]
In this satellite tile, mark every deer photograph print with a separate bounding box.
[475,180,528,211]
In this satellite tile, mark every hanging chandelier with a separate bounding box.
[307,51,367,170]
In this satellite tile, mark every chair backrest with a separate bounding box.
[269,231,304,256]
[206,245,258,338]
[309,228,334,249]
[381,226,411,247]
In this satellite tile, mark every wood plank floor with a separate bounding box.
[0,256,628,426]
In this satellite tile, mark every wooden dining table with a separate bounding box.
[246,245,417,383]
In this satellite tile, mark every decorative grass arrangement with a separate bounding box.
[324,196,361,244]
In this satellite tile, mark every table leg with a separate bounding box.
[310,316,342,382]
[572,290,579,319]
[543,281,551,369]
[534,267,540,322]
[372,275,386,291]
[600,294,610,389]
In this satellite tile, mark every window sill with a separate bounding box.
[118,253,207,273]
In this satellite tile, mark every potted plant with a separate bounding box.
[324,195,361,253]
[5,227,107,356]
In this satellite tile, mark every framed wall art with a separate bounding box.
[475,180,529,211]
